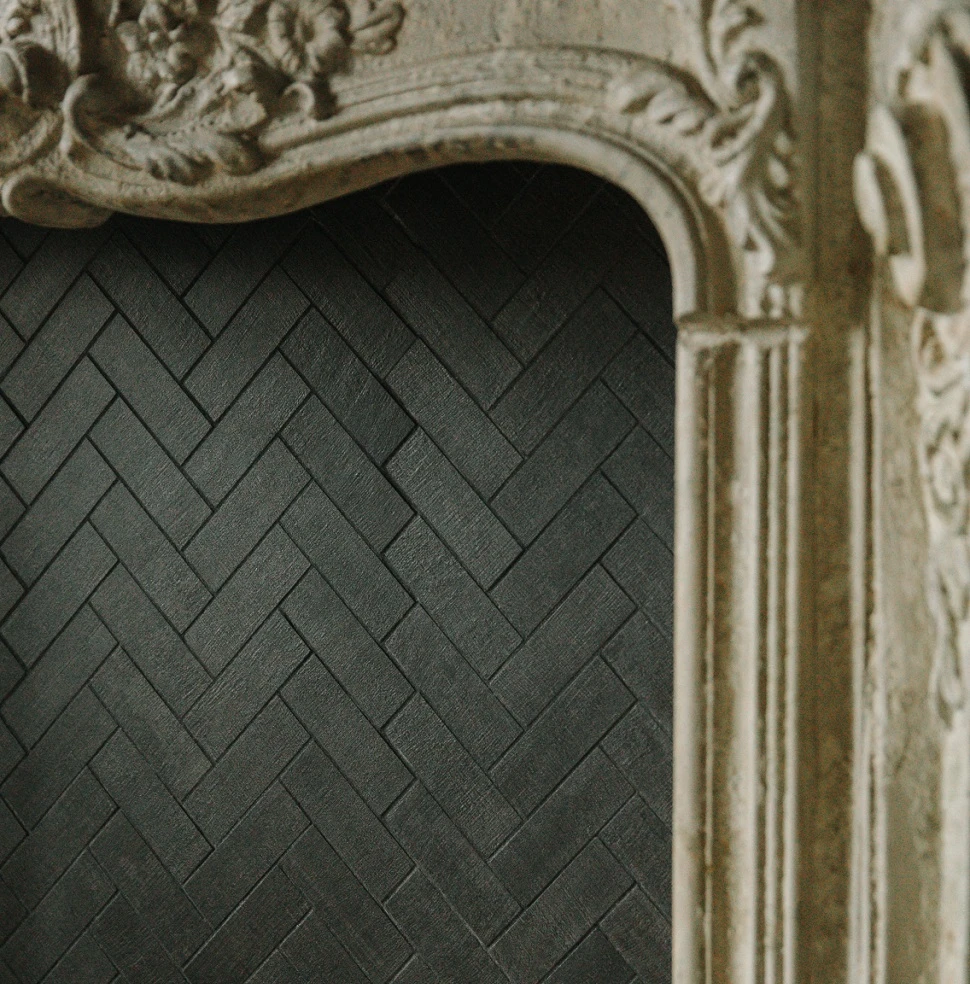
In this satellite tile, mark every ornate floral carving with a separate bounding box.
[0,0,404,188]
[856,9,970,723]
[610,0,800,317]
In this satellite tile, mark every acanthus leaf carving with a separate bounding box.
[612,0,800,318]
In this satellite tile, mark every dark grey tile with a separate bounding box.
[282,656,411,813]
[185,267,308,419]
[603,706,673,826]
[281,912,368,984]
[491,660,634,815]
[1,688,114,828]
[2,441,113,586]
[311,190,419,290]
[493,195,632,362]
[1,359,113,503]
[88,233,208,377]
[282,827,411,983]
[387,430,520,588]
[282,743,412,900]
[489,841,633,984]
[602,427,674,549]
[1,227,109,340]
[283,484,410,638]
[604,235,676,359]
[184,215,306,335]
[385,783,520,942]
[184,698,307,843]
[545,929,635,984]
[90,315,209,463]
[283,226,414,376]
[92,732,210,881]
[185,527,308,675]
[385,172,525,318]
[492,382,634,543]
[91,648,211,800]
[0,802,24,866]
[2,524,114,667]
[283,397,412,551]
[92,484,210,633]
[602,612,673,736]
[118,217,212,296]
[385,520,520,678]
[185,866,310,984]
[2,769,113,909]
[186,783,309,925]
[0,478,24,546]
[491,291,637,455]
[491,566,634,725]
[1,853,114,984]
[384,254,521,408]
[185,354,309,504]
[42,931,117,984]
[490,476,634,636]
[186,441,307,590]
[90,812,210,964]
[385,697,519,856]
[247,952,304,984]
[603,334,676,455]
[385,870,507,984]
[185,613,307,759]
[283,309,413,463]
[2,606,114,748]
[490,747,631,906]
[92,894,186,984]
[91,400,211,549]
[1,276,113,421]
[386,607,520,769]
[603,519,673,639]
[603,797,671,917]
[91,567,211,716]
[282,570,411,728]
[390,955,439,984]
[601,889,671,984]
[386,343,520,498]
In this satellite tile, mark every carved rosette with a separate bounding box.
[0,0,405,217]
[855,8,970,724]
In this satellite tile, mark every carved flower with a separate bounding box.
[266,0,346,80]
[117,0,198,96]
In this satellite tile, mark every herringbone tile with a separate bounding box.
[0,163,675,984]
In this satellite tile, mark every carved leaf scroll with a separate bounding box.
[617,0,800,317]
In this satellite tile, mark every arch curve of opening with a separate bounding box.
[18,49,741,317]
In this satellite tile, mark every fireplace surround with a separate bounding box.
[0,0,966,981]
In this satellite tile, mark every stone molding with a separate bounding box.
[855,6,970,983]
[0,0,800,318]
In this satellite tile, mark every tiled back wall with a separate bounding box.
[0,163,675,984]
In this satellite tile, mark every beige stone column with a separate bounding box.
[674,319,805,984]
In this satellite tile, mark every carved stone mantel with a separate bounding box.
[4,0,964,981]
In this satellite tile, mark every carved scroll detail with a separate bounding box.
[612,0,800,317]
[855,9,970,723]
